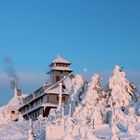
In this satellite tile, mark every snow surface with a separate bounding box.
[0,66,140,140]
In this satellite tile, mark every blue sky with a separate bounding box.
[0,0,140,105]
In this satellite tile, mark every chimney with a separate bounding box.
[11,80,18,97]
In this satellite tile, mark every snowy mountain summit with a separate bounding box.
[0,65,140,140]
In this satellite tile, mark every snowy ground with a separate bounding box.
[0,121,28,140]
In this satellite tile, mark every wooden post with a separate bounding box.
[58,83,62,109]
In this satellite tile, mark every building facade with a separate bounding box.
[19,55,73,120]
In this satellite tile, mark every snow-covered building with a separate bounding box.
[19,55,74,120]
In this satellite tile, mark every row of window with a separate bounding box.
[55,63,68,67]
[56,96,66,102]
[21,94,67,114]
[21,96,47,113]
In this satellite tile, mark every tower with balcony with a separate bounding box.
[48,55,72,84]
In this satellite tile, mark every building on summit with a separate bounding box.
[48,55,72,84]
[19,55,74,120]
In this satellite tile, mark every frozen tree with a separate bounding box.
[28,119,35,140]
[47,108,62,125]
[108,65,136,109]
[62,74,105,139]
[82,74,106,105]
[76,74,106,127]
[67,75,86,116]
[32,115,47,140]
[125,107,138,136]
[106,65,138,139]
[46,103,65,129]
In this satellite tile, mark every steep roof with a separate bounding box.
[51,55,71,64]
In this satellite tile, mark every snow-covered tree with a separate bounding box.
[66,75,87,116]
[127,107,137,135]
[28,119,35,140]
[47,108,62,126]
[106,65,138,139]
[79,74,105,127]
[108,65,136,109]
[64,74,107,139]
[75,74,106,127]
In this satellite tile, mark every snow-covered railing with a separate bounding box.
[23,87,44,105]
[22,103,58,116]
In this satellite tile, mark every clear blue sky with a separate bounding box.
[0,0,140,105]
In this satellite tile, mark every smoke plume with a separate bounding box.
[4,57,19,86]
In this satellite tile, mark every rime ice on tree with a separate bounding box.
[107,65,138,138]
[28,119,35,140]
[108,65,136,109]
[68,75,86,116]
[73,74,106,130]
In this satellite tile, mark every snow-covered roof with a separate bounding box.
[51,55,71,64]
[6,96,23,110]
[46,86,60,94]
[21,94,29,98]
[42,103,58,108]
[45,85,69,95]
[51,66,72,71]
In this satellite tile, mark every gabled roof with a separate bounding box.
[51,55,71,64]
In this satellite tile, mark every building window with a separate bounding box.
[62,64,67,67]
[56,76,60,82]
[56,96,66,102]
[62,96,66,101]
[60,71,63,75]
[11,111,15,114]
[57,96,59,101]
